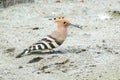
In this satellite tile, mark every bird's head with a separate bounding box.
[54,17,70,28]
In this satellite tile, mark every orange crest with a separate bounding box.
[54,17,70,28]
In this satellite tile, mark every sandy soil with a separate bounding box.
[0,0,120,80]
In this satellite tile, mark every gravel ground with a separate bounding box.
[0,0,120,80]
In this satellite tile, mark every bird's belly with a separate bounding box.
[30,49,52,53]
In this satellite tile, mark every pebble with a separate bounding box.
[18,66,23,69]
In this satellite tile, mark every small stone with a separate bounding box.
[81,49,87,52]
[97,52,101,54]
[76,49,87,54]
[41,66,49,70]
[104,47,107,49]
[89,65,96,67]
[99,75,102,78]
[115,52,119,54]
[62,69,67,73]
[18,66,23,69]
[44,71,51,73]
[102,40,105,43]
[32,27,39,30]
[76,51,82,54]
[113,11,117,13]
[56,0,60,3]
[37,72,40,74]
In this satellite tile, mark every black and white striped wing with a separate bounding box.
[16,36,61,58]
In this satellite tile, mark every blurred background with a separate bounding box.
[0,0,34,8]
[0,0,84,8]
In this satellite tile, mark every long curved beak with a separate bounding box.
[69,23,82,29]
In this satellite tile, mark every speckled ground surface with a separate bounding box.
[0,0,120,80]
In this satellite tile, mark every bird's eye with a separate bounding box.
[64,22,66,24]
[54,18,56,20]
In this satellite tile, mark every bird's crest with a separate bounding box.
[54,17,70,28]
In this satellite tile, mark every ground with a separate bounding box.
[0,0,120,80]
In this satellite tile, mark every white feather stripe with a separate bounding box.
[44,36,55,42]
[35,45,39,50]
[30,47,33,50]
[40,44,45,49]
[41,50,51,53]
[23,50,30,56]
[52,41,59,48]
[42,41,52,49]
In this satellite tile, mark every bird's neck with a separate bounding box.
[49,26,68,44]
[57,26,68,33]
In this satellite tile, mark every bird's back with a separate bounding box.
[31,35,62,52]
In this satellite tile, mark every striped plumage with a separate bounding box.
[16,35,62,58]
[16,17,70,58]
[30,35,62,51]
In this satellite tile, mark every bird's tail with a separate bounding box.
[16,49,30,58]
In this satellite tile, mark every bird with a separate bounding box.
[16,17,70,58]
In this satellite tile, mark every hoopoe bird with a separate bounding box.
[16,17,81,58]
[16,17,70,58]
